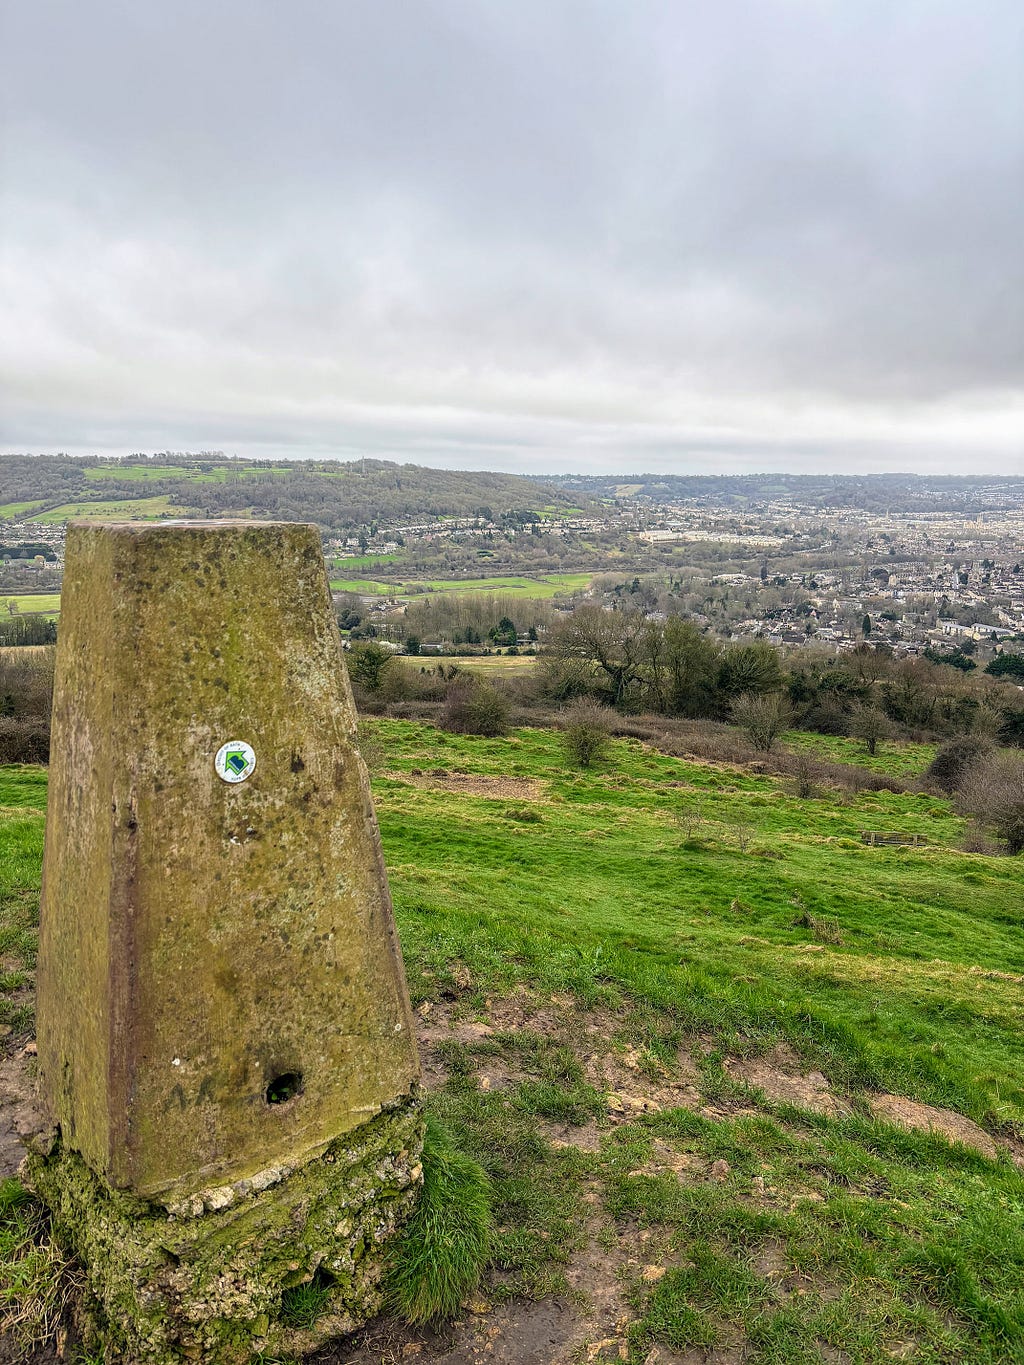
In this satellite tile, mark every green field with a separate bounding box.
[329,572,591,598]
[782,730,938,777]
[81,463,293,484]
[2,594,60,616]
[83,464,194,482]
[27,496,193,523]
[3,727,1023,1360]
[328,576,395,594]
[0,501,46,519]
[329,554,401,571]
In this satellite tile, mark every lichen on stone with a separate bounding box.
[27,1097,424,1363]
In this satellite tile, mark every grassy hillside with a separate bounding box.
[329,571,591,598]
[0,455,588,532]
[2,729,1023,1362]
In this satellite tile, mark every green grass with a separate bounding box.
[329,554,401,571]
[0,501,46,518]
[782,730,938,777]
[82,462,293,484]
[27,496,193,523]
[83,464,194,482]
[2,725,1023,1359]
[606,1109,1024,1362]
[329,573,591,599]
[3,594,61,616]
[328,577,395,594]
[372,725,1023,1129]
[386,1117,492,1324]
[407,573,590,597]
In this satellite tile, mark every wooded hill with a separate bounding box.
[0,455,589,531]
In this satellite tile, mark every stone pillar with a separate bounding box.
[30,521,422,1362]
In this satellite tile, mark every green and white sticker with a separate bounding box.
[215,740,257,784]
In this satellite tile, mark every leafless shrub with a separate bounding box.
[0,716,49,763]
[560,699,612,769]
[731,691,792,752]
[960,823,1001,855]
[675,798,708,843]
[721,813,755,852]
[0,647,54,761]
[955,749,1024,854]
[848,703,891,756]
[441,678,511,737]
[926,736,993,793]
[790,751,817,799]
[356,718,386,775]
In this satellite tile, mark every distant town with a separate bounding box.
[3,459,1022,670]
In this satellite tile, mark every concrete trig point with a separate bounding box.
[30,521,422,1362]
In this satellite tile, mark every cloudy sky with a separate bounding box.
[1,1,1021,474]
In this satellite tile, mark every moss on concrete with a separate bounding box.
[28,1097,424,1363]
[37,520,420,1200]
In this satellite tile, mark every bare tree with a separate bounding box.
[956,750,1024,854]
[731,691,791,752]
[849,703,891,756]
[550,605,649,707]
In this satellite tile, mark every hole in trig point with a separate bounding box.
[265,1071,303,1106]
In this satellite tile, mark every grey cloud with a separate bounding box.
[1,0,1022,471]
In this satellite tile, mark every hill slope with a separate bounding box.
[0,455,589,531]
[2,728,1023,1362]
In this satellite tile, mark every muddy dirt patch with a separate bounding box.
[396,772,548,802]
[314,1297,578,1365]
[0,1045,47,1179]
[724,1044,852,1119]
[868,1094,998,1160]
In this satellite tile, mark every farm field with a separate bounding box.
[26,496,194,523]
[82,464,194,482]
[0,502,46,519]
[329,572,591,598]
[2,595,60,617]
[329,554,401,571]
[2,726,1023,1361]
[398,653,540,676]
[81,463,294,483]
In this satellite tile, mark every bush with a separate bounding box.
[731,691,791,752]
[387,1118,491,1325]
[926,736,993,793]
[560,699,611,769]
[347,641,394,693]
[960,824,1001,856]
[0,717,50,764]
[0,648,53,761]
[849,703,891,756]
[955,749,1024,854]
[441,679,510,737]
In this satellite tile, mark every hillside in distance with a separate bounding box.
[551,471,1024,513]
[0,455,590,531]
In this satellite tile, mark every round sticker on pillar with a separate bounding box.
[215,740,256,784]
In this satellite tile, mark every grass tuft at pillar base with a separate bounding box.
[385,1116,492,1325]
[25,1097,424,1364]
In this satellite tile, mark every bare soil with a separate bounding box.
[395,772,548,802]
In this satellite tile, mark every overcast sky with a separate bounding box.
[1,1,1022,475]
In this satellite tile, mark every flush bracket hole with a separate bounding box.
[265,1071,304,1106]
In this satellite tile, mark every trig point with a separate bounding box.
[30,520,422,1362]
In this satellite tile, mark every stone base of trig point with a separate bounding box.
[27,520,423,1363]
